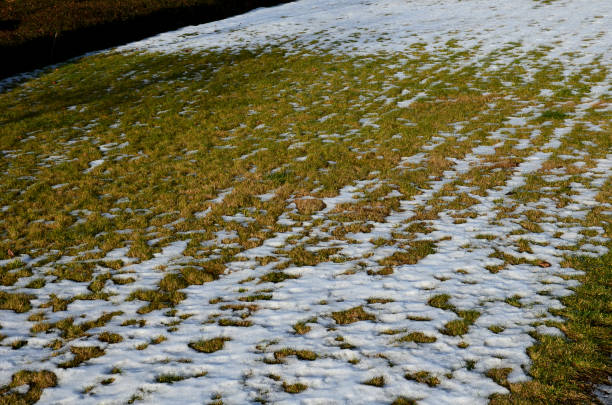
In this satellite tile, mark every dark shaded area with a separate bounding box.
[0,19,20,32]
[0,0,294,80]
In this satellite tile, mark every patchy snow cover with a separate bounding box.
[18,115,609,404]
[1,0,611,404]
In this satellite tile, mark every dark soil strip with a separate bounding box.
[0,0,294,80]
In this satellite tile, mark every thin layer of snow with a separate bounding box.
[84,159,104,174]
[194,207,211,219]
[120,0,612,73]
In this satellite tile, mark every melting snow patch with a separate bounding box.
[194,207,212,219]
[401,152,427,165]
[84,159,104,173]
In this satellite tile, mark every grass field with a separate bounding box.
[0,0,610,404]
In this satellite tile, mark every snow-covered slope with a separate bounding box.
[122,0,612,71]
[1,1,610,404]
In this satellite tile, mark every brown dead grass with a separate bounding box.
[331,306,375,325]
[58,346,105,368]
[0,370,57,405]
[295,198,326,215]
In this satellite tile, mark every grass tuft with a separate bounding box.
[362,376,385,387]
[405,371,440,387]
[0,291,34,313]
[189,337,230,353]
[98,332,123,344]
[0,370,57,404]
[331,306,375,325]
[58,346,105,368]
[282,381,308,394]
[396,332,437,344]
[273,348,317,362]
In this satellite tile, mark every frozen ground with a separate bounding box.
[1,0,611,404]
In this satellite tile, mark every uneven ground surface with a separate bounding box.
[0,0,611,404]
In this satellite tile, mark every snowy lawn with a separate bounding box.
[0,0,611,404]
